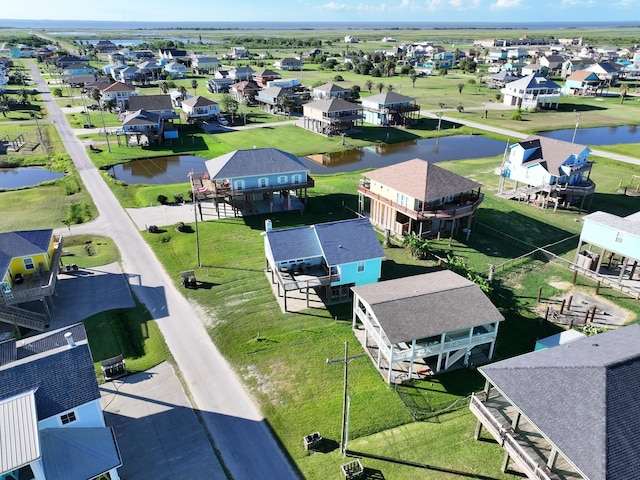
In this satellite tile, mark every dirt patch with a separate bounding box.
[242,364,282,406]
[536,290,630,327]
[549,281,573,290]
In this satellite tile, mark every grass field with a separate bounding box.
[138,154,640,479]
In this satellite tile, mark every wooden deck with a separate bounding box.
[471,390,584,480]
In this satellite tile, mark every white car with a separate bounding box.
[218,117,229,126]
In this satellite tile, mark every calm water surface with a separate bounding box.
[0,168,64,189]
[110,155,208,185]
[539,125,640,145]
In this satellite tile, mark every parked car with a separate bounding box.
[218,117,229,126]
[87,104,100,110]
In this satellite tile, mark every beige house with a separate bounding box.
[357,159,483,239]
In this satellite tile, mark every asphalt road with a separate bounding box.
[29,64,300,480]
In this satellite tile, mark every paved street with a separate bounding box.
[30,64,300,480]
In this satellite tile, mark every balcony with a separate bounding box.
[274,264,338,292]
[0,234,64,306]
[358,182,483,221]
[470,391,583,480]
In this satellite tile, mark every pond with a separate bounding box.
[299,135,508,174]
[109,155,208,185]
[0,167,64,189]
[539,125,640,146]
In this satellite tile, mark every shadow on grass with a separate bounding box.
[347,450,504,480]
[352,126,421,144]
[591,192,640,217]
[557,103,608,113]
[381,259,438,281]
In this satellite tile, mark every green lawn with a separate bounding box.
[140,156,640,479]
[60,234,119,268]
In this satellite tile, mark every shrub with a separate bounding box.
[333,75,344,82]
[157,194,168,205]
[511,108,522,121]
[173,193,184,204]
[67,202,91,224]
[175,222,186,232]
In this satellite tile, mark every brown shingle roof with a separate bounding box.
[363,159,481,201]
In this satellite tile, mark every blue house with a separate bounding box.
[263,217,385,308]
[0,324,122,480]
[574,210,640,283]
[201,148,314,216]
[361,92,420,126]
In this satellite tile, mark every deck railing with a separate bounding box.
[470,394,558,480]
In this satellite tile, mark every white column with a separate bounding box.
[387,344,394,383]
[408,339,416,380]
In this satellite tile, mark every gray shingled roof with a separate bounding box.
[314,217,384,266]
[304,98,362,113]
[40,427,121,480]
[128,94,173,111]
[364,91,416,105]
[265,226,323,263]
[314,82,348,93]
[265,218,384,267]
[122,109,161,126]
[583,211,640,237]
[205,148,309,180]
[504,73,561,91]
[0,324,99,421]
[518,135,589,175]
[479,325,640,480]
[181,95,217,108]
[363,159,481,202]
[352,270,503,344]
[0,229,53,278]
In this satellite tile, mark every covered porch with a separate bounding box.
[471,387,584,480]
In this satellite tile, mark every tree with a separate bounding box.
[376,82,384,93]
[410,72,417,90]
[278,94,296,119]
[52,87,63,97]
[619,84,628,104]
[0,94,9,117]
[90,87,102,104]
[191,79,198,96]
[220,94,239,122]
[348,85,360,101]
[365,79,373,93]
[159,81,169,94]
[18,88,30,105]
[178,85,187,101]
[457,82,464,94]
[103,98,116,113]
[386,84,394,92]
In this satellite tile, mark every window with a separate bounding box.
[23,258,35,270]
[278,175,288,184]
[234,180,244,190]
[292,174,301,185]
[259,177,268,188]
[615,232,624,244]
[61,411,77,425]
[357,261,365,272]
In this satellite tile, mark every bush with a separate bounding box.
[173,193,184,204]
[511,107,522,121]
[157,194,168,205]
[67,202,91,224]
[175,221,186,232]
[333,75,344,82]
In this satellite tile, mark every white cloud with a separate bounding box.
[450,0,479,9]
[491,0,522,9]
[425,0,445,10]
[560,0,595,5]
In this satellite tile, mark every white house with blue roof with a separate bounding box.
[200,148,314,216]
[0,323,121,480]
[263,217,385,308]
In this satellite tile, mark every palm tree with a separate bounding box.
[278,95,296,119]
[159,81,169,94]
[18,88,30,105]
[386,84,394,92]
[191,79,198,96]
[90,88,111,153]
[0,93,9,117]
[103,98,116,113]
[376,82,384,93]
[457,83,464,94]
[178,85,188,101]
[365,79,373,93]
[619,84,628,104]
[410,72,417,90]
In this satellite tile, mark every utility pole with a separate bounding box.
[572,113,581,144]
[191,170,201,267]
[326,341,366,454]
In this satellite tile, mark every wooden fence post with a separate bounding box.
[537,286,542,303]
[566,295,573,311]
[560,299,566,315]
[572,269,578,284]
[596,281,601,295]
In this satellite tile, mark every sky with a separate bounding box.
[1,0,638,24]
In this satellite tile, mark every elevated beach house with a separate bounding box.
[470,325,640,480]
[357,159,483,239]
[263,217,384,308]
[352,270,503,383]
[0,229,64,331]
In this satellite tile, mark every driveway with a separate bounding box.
[49,261,135,330]
[100,362,225,479]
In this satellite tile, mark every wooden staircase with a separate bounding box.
[0,305,47,331]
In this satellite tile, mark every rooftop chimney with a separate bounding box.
[64,332,76,348]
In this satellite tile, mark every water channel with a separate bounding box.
[0,168,64,189]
